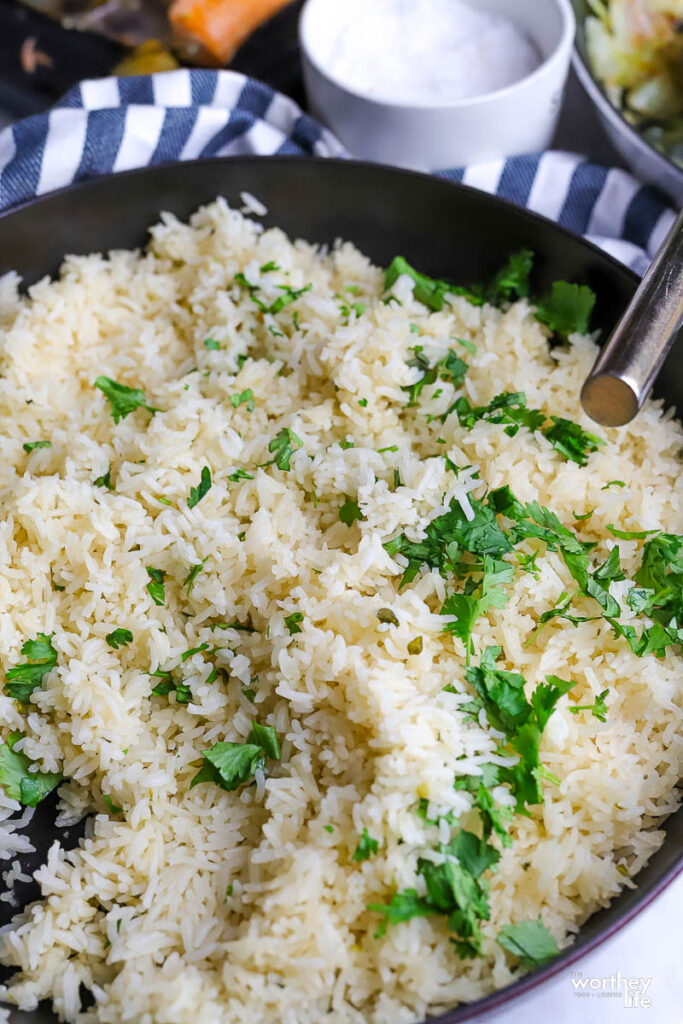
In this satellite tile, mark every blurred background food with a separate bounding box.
[585,0,683,167]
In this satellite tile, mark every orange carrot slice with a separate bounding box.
[169,0,295,64]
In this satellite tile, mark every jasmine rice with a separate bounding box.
[0,199,681,1024]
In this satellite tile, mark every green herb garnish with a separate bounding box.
[4,633,58,702]
[188,466,212,509]
[94,377,157,424]
[105,629,133,650]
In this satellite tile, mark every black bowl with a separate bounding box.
[0,156,681,1024]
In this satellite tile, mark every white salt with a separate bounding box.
[319,0,542,105]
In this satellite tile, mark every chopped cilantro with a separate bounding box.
[607,524,658,541]
[4,633,58,702]
[284,612,303,635]
[228,469,254,482]
[191,723,280,791]
[402,346,468,406]
[103,794,123,816]
[247,722,281,760]
[188,466,212,509]
[352,828,379,861]
[339,437,355,450]
[94,377,157,424]
[534,282,596,340]
[573,510,593,521]
[485,249,534,305]
[183,559,206,596]
[267,427,303,471]
[230,389,255,412]
[367,889,437,938]
[23,440,51,453]
[94,466,113,489]
[268,284,312,316]
[451,391,545,437]
[0,731,62,806]
[146,567,166,606]
[358,398,368,408]
[453,336,477,356]
[150,669,192,704]
[441,557,514,663]
[385,256,453,311]
[204,338,221,350]
[242,687,256,703]
[105,629,133,650]
[569,688,609,722]
[339,498,364,526]
[323,824,334,834]
[378,445,399,453]
[541,417,603,466]
[602,480,625,490]
[181,643,210,661]
[497,918,559,967]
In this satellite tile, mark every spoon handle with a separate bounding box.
[581,208,683,427]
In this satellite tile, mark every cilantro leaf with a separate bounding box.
[204,338,221,350]
[497,918,559,967]
[339,498,364,526]
[267,427,303,471]
[450,391,546,437]
[352,828,379,862]
[284,612,303,635]
[402,346,468,406]
[530,674,576,731]
[228,469,254,482]
[485,249,534,305]
[94,376,156,424]
[105,629,133,650]
[103,794,123,816]
[183,559,206,596]
[230,389,255,411]
[541,417,603,466]
[465,648,530,737]
[607,524,658,541]
[268,284,312,316]
[94,466,113,489]
[0,732,61,806]
[190,741,265,791]
[445,829,500,877]
[534,282,596,339]
[385,257,453,311]
[367,889,438,937]
[188,466,212,509]
[569,688,609,722]
[247,722,281,760]
[23,440,51,453]
[4,633,58,702]
[146,567,166,606]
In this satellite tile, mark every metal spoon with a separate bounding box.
[581,207,683,427]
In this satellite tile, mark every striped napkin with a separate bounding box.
[0,68,675,274]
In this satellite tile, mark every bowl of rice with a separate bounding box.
[0,158,681,1024]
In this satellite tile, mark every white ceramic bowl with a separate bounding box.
[300,0,576,172]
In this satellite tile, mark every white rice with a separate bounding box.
[0,198,680,1023]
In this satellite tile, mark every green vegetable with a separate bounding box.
[188,466,212,509]
[94,376,156,424]
[352,828,379,862]
[183,560,206,596]
[569,688,609,722]
[497,918,559,967]
[23,440,51,453]
[485,249,534,305]
[204,338,221,350]
[385,257,453,311]
[228,469,254,482]
[242,687,256,702]
[534,282,596,340]
[191,723,281,791]
[284,612,303,635]
[450,392,545,437]
[146,567,166,606]
[4,633,58,702]
[367,889,437,937]
[541,417,603,466]
[0,732,61,806]
[230,389,255,412]
[602,480,625,490]
[181,644,210,661]
[402,346,468,406]
[103,794,123,816]
[105,629,133,650]
[339,498,364,526]
[607,524,658,541]
[441,557,513,664]
[267,427,303,471]
[94,466,113,489]
[358,398,368,408]
[247,722,281,760]
[150,669,192,704]
[386,494,512,587]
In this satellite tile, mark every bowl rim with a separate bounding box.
[0,154,680,1024]
[298,0,576,112]
[571,17,683,187]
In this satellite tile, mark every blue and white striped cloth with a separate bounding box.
[0,69,675,274]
